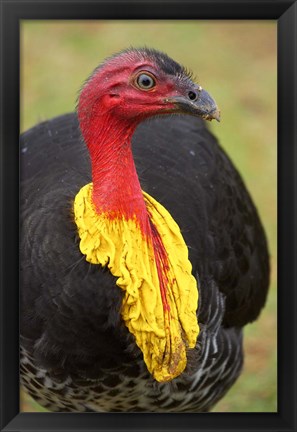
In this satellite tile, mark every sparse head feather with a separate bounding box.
[77,47,219,132]
[77,47,196,120]
[83,47,194,90]
[110,47,193,79]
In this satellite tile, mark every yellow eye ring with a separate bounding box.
[134,72,156,90]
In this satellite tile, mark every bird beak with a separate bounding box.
[166,88,221,122]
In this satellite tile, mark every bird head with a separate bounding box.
[78,47,220,140]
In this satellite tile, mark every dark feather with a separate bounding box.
[20,113,269,412]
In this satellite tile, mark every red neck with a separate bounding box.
[79,105,171,315]
[80,111,148,227]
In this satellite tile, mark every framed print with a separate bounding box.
[0,1,296,431]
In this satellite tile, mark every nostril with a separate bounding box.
[188,91,197,101]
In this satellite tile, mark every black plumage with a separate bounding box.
[20,49,269,412]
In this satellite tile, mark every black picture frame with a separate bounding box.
[0,1,296,431]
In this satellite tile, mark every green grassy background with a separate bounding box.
[20,20,277,412]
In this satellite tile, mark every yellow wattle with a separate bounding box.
[73,183,199,382]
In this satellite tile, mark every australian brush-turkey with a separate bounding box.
[20,47,269,412]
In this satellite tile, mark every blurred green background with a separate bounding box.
[20,20,277,413]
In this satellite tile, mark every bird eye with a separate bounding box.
[135,73,156,90]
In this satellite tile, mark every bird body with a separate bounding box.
[20,48,269,412]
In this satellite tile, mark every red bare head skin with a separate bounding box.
[77,48,219,221]
[78,49,189,130]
